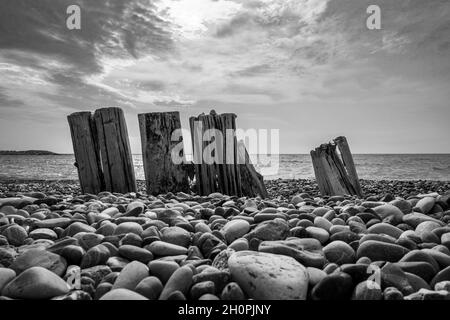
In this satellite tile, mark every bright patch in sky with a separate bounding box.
[157,0,242,38]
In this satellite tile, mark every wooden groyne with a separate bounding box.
[68,108,267,198]
[68,107,136,194]
[310,136,363,197]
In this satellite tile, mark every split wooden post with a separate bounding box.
[190,111,242,196]
[94,107,136,194]
[334,136,363,197]
[310,137,363,197]
[138,111,190,195]
[189,110,267,198]
[67,112,105,194]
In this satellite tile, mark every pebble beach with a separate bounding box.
[1,178,450,300]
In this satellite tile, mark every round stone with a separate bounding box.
[160,227,191,247]
[2,267,70,299]
[314,217,333,232]
[221,220,251,244]
[356,240,410,262]
[390,199,412,214]
[147,241,188,256]
[306,226,329,244]
[118,245,153,264]
[80,244,111,269]
[73,232,104,251]
[114,222,144,236]
[148,260,180,284]
[112,261,149,290]
[221,282,245,300]
[10,249,67,276]
[228,238,249,251]
[125,201,145,216]
[159,266,194,300]
[323,241,355,265]
[60,245,85,265]
[430,265,450,288]
[250,219,290,241]
[29,228,58,241]
[0,268,16,292]
[3,225,28,246]
[34,218,72,229]
[367,223,403,239]
[311,272,353,300]
[64,222,96,237]
[415,197,436,214]
[372,204,404,224]
[100,288,148,300]
[228,251,309,300]
[415,221,442,238]
[307,267,327,287]
[135,276,163,300]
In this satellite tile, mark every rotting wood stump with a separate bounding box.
[189,110,267,198]
[67,112,105,194]
[94,107,136,194]
[310,136,363,197]
[138,111,191,195]
[68,107,137,195]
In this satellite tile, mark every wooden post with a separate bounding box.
[138,112,190,195]
[237,141,268,198]
[189,110,265,197]
[334,136,363,197]
[310,149,327,196]
[221,113,241,196]
[310,137,363,197]
[94,107,136,193]
[67,112,105,194]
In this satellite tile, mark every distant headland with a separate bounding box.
[0,150,59,155]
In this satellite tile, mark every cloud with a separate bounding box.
[229,63,273,77]
[153,99,195,108]
[1,0,450,153]
[136,80,167,91]
[0,0,174,81]
[0,87,24,108]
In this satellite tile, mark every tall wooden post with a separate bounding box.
[138,112,190,195]
[67,112,105,194]
[189,110,266,197]
[94,107,136,193]
[334,136,363,197]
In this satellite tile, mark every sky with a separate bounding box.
[0,0,449,154]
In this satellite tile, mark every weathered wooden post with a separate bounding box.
[237,141,268,198]
[310,137,363,197]
[190,111,242,196]
[67,112,105,194]
[138,111,190,195]
[94,107,136,193]
[189,110,267,198]
[334,136,363,197]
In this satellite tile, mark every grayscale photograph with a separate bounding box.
[0,0,449,307]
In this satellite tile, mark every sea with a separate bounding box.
[1,154,449,181]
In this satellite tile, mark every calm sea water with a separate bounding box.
[0,154,449,181]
